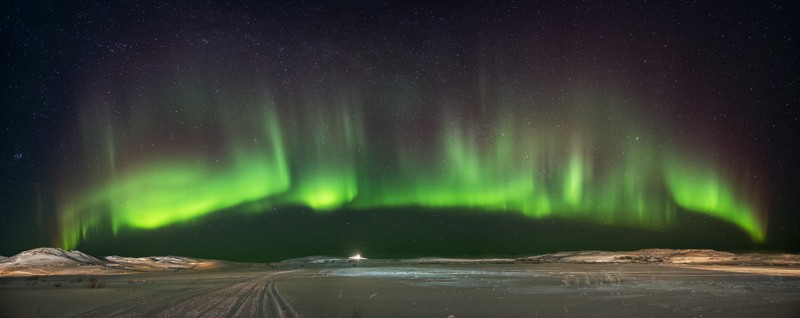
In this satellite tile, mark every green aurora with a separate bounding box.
[57,72,767,249]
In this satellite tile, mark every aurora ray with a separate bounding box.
[53,7,769,250]
[58,78,767,249]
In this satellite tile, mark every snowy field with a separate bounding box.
[1,248,799,317]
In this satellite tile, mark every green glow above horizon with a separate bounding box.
[664,160,765,242]
[58,76,768,249]
[280,102,362,210]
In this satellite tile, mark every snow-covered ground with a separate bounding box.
[1,248,799,317]
[3,247,799,277]
[516,249,800,266]
[1,248,105,267]
[0,248,227,277]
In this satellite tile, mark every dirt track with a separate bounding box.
[74,271,300,318]
[2,264,799,317]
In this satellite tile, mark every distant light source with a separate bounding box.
[349,253,365,260]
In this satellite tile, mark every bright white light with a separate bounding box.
[349,253,365,260]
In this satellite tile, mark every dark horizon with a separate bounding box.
[2,206,792,263]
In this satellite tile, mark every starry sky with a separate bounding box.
[1,1,798,261]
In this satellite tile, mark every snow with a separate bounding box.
[516,249,800,266]
[0,248,105,268]
[2,247,799,278]
[0,248,223,277]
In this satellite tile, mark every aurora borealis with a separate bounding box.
[59,78,765,249]
[2,1,798,260]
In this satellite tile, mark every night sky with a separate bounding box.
[2,1,798,262]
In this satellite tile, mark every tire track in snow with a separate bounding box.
[76,271,301,318]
